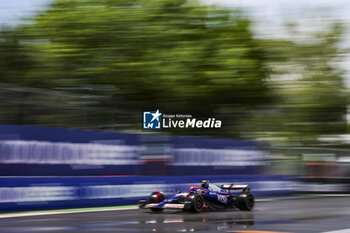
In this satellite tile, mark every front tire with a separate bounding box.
[237,192,254,211]
[187,193,204,213]
[149,191,165,212]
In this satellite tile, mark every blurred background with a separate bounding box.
[1,0,350,211]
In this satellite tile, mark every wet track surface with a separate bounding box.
[1,197,350,233]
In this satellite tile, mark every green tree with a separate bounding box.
[0,0,347,145]
[0,0,270,134]
[242,22,348,146]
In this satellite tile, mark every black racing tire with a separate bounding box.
[149,191,165,212]
[187,193,204,213]
[237,192,255,211]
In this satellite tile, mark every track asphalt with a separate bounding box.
[1,197,350,233]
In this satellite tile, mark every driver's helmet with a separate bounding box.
[201,180,210,189]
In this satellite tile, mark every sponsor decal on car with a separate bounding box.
[164,204,185,209]
[217,194,228,203]
[146,204,158,208]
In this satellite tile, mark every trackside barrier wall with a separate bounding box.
[0,124,266,176]
[299,177,350,194]
[0,175,299,211]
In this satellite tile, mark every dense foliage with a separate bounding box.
[0,0,347,145]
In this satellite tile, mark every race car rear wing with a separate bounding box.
[221,184,250,192]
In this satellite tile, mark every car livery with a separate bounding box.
[138,180,255,213]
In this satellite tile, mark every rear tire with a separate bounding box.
[237,192,254,211]
[149,191,165,212]
[187,193,204,213]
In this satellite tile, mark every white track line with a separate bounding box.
[322,229,350,233]
[257,194,350,202]
[0,206,137,219]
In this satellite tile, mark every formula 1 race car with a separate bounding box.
[138,180,254,213]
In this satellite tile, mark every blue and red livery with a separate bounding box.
[139,180,255,213]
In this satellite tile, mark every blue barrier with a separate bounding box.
[0,124,266,176]
[0,175,298,211]
[0,124,139,145]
